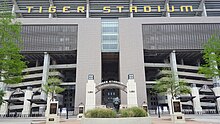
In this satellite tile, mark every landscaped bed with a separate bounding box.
[81,107,152,124]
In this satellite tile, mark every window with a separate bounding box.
[101,18,119,52]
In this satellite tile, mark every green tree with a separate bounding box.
[199,35,220,78]
[43,70,65,101]
[0,2,27,105]
[153,69,191,99]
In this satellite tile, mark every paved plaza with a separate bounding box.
[0,114,220,124]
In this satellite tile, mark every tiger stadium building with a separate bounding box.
[0,0,220,117]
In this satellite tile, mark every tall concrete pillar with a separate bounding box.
[129,0,133,18]
[213,85,220,114]
[127,74,138,107]
[39,52,50,114]
[36,60,39,67]
[22,87,33,116]
[75,19,101,114]
[210,52,220,114]
[170,50,179,82]
[191,84,202,114]
[85,74,96,112]
[119,19,146,106]
[45,94,52,117]
[86,0,90,18]
[0,71,6,91]
[167,94,172,114]
[0,90,11,116]
[168,51,179,114]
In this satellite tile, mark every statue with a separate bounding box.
[113,97,120,112]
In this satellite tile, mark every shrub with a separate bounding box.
[85,108,117,118]
[119,107,148,117]
[119,109,134,117]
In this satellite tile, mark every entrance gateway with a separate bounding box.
[84,74,138,112]
[97,81,127,108]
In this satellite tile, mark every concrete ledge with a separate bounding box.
[81,117,152,124]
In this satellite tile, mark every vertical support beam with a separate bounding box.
[0,90,11,116]
[119,19,146,106]
[49,4,53,18]
[22,87,33,116]
[198,0,207,17]
[197,59,201,66]
[210,52,220,114]
[170,50,179,83]
[75,19,101,114]
[0,74,6,91]
[191,84,202,114]
[127,74,138,107]
[36,60,39,67]
[52,60,56,65]
[168,50,179,114]
[129,0,133,18]
[213,86,220,114]
[11,0,23,17]
[86,0,90,18]
[167,94,172,114]
[39,52,50,114]
[181,58,184,65]
[202,3,207,16]
[12,4,16,15]
[165,1,171,17]
[211,52,220,86]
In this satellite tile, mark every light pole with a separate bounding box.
[66,86,69,119]
[157,94,161,118]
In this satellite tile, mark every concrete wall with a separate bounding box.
[18,16,220,109]
[18,18,102,111]
[119,19,146,105]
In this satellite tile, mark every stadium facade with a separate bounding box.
[0,0,220,116]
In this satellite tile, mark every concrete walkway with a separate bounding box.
[0,115,220,124]
[59,116,220,124]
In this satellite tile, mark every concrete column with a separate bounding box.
[129,0,133,18]
[85,74,96,112]
[210,52,220,113]
[169,51,179,114]
[191,84,202,114]
[39,52,50,114]
[181,58,184,65]
[36,60,39,67]
[52,60,56,65]
[167,94,172,114]
[45,94,52,117]
[213,86,220,114]
[119,19,146,106]
[0,77,6,91]
[166,3,171,17]
[49,4,53,18]
[127,74,138,107]
[75,19,101,114]
[170,50,179,82]
[11,4,16,15]
[202,3,207,17]
[22,87,33,116]
[86,0,90,18]
[0,90,11,116]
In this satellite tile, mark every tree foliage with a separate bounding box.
[43,70,65,101]
[153,69,191,99]
[0,3,27,84]
[199,35,220,78]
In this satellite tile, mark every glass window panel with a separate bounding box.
[101,18,119,52]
